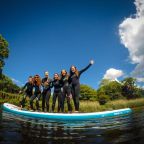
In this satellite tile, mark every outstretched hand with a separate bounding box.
[90,60,94,65]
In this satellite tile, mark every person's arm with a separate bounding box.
[41,78,45,87]
[68,75,72,84]
[49,79,53,88]
[21,83,27,91]
[79,60,94,76]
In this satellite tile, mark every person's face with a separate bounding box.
[61,70,66,76]
[54,74,59,80]
[28,77,33,83]
[34,75,39,81]
[71,66,76,73]
[45,74,48,78]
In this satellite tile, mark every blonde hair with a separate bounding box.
[70,66,79,77]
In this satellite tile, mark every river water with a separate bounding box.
[0,104,144,144]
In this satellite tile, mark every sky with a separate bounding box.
[0,0,144,89]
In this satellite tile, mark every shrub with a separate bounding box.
[97,94,110,105]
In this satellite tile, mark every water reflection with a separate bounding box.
[1,106,144,144]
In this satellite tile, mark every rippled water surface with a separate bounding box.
[1,104,144,144]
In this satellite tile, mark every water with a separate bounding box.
[0,104,144,144]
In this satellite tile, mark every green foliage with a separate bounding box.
[0,34,9,76]
[0,74,20,93]
[80,84,97,100]
[121,77,140,99]
[97,94,110,105]
[97,81,123,101]
[99,79,111,87]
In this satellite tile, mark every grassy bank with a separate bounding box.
[80,98,144,112]
[0,91,21,105]
[1,91,144,112]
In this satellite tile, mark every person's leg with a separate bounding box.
[27,93,32,110]
[20,95,26,108]
[66,88,72,112]
[57,92,62,112]
[71,87,77,111]
[45,90,51,112]
[61,89,66,112]
[42,91,46,111]
[74,85,80,111]
[30,95,36,110]
[36,93,41,111]
[52,93,57,112]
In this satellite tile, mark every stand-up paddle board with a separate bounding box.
[2,103,132,121]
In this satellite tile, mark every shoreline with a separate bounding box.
[1,95,144,112]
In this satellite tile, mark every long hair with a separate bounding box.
[53,73,60,80]
[33,74,41,86]
[69,65,79,77]
[60,69,69,79]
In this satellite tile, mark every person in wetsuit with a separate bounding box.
[30,74,41,111]
[51,73,62,113]
[41,71,52,112]
[20,76,33,108]
[69,60,94,112]
[60,69,72,113]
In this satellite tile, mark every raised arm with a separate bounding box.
[79,60,94,76]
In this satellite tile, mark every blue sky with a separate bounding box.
[0,0,138,89]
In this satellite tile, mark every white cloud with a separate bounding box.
[119,0,144,81]
[103,68,124,81]
[11,78,24,86]
[136,77,144,82]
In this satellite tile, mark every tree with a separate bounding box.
[98,80,123,100]
[80,84,97,100]
[0,74,20,93]
[99,79,111,87]
[121,77,139,99]
[97,88,110,105]
[0,34,9,77]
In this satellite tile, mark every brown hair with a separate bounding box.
[33,74,41,86]
[53,73,60,80]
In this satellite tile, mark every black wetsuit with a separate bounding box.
[30,83,41,110]
[51,79,62,112]
[20,82,33,107]
[69,63,92,111]
[61,75,72,112]
[41,77,52,112]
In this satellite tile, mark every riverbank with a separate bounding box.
[80,98,144,112]
[1,91,144,112]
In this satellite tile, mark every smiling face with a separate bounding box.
[54,73,59,80]
[61,70,67,76]
[45,72,49,78]
[34,75,39,81]
[71,66,76,73]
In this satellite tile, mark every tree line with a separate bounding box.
[80,77,144,104]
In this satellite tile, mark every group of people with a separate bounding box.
[20,60,94,113]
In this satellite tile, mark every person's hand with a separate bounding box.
[90,60,94,65]
[19,90,22,94]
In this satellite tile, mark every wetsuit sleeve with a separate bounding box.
[60,79,63,87]
[21,83,27,91]
[79,63,92,76]
[50,80,54,88]
[49,79,53,88]
[68,76,72,84]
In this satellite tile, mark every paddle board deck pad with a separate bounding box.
[2,103,132,121]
